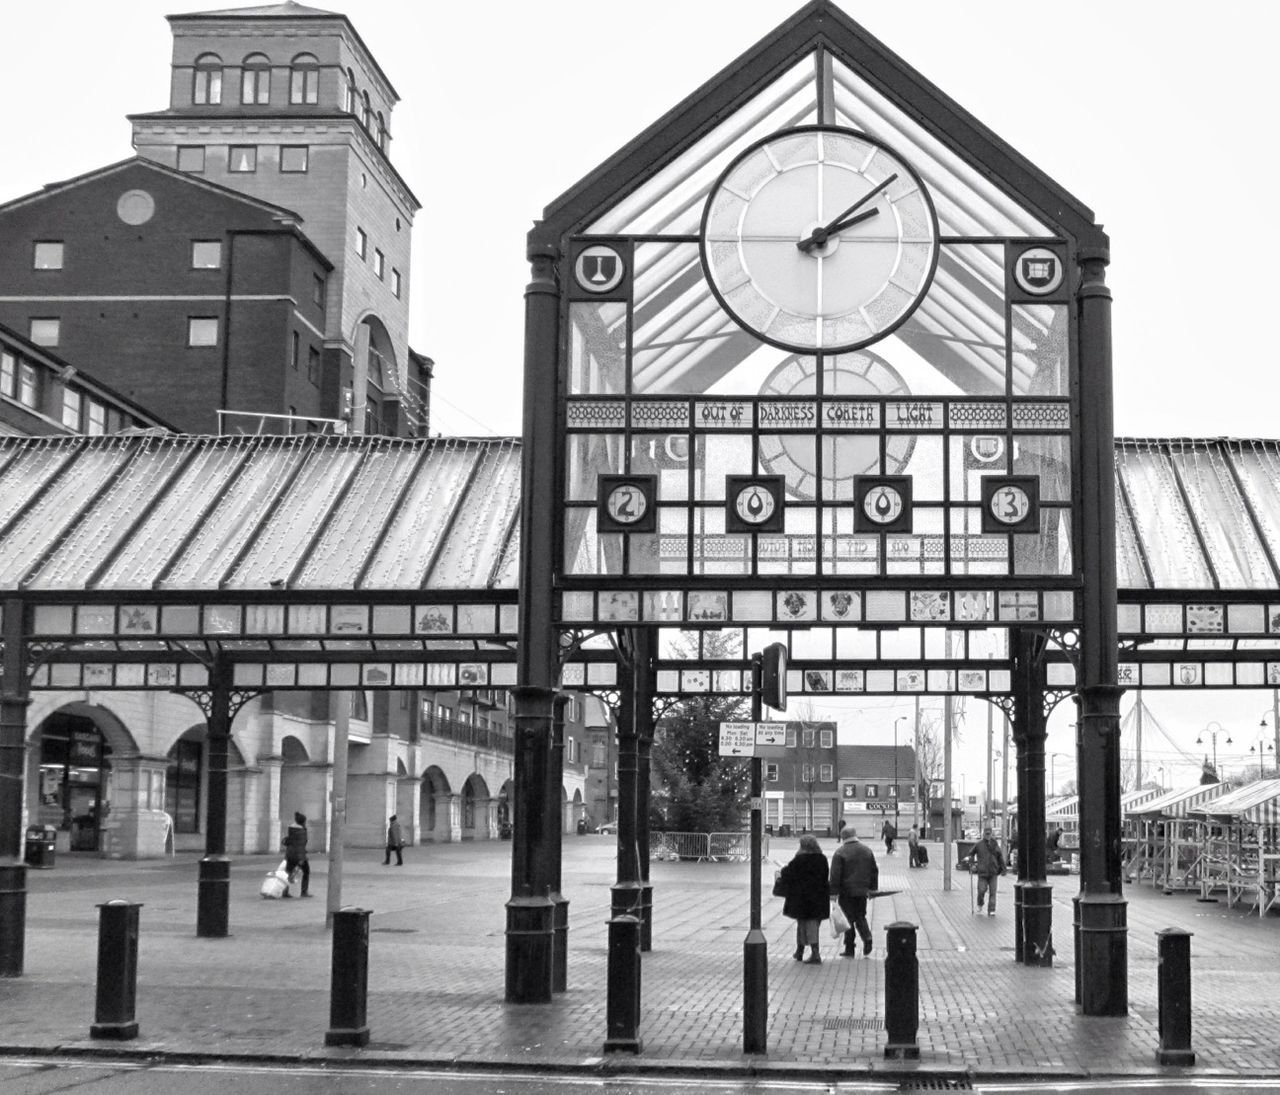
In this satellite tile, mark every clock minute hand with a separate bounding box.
[796,172,899,253]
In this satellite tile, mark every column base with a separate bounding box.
[1078,893,1128,1016]
[885,1044,921,1061]
[505,895,555,1003]
[1156,1048,1196,1066]
[90,1020,138,1040]
[1020,881,1054,967]
[743,927,768,1055]
[551,893,569,994]
[0,862,27,977]
[604,913,642,1054]
[324,1026,370,1047]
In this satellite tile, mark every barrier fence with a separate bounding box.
[651,832,770,862]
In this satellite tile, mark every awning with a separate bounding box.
[1191,778,1280,825]
[1126,783,1228,820]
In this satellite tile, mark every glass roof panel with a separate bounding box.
[830,55,1052,238]
[586,58,816,236]
[422,441,522,589]
[1113,475,1150,590]
[1231,443,1280,573]
[0,440,80,531]
[1167,444,1275,589]
[28,437,200,589]
[1114,443,1211,588]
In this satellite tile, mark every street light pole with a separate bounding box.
[894,716,905,829]
[1196,722,1232,777]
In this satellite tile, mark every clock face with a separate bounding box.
[701,125,939,353]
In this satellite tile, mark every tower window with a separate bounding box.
[290,330,300,371]
[355,227,367,259]
[29,318,60,347]
[280,145,309,173]
[177,146,206,173]
[187,317,219,347]
[61,388,82,430]
[376,112,387,152]
[228,146,257,173]
[193,53,223,105]
[362,91,372,131]
[344,68,356,113]
[33,242,64,270]
[18,361,40,407]
[307,346,320,385]
[191,240,221,269]
[373,249,385,280]
[391,269,401,299]
[289,53,319,105]
[241,53,270,105]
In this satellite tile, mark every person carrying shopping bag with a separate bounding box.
[829,825,878,957]
[776,833,829,964]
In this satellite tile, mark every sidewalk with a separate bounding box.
[1,836,1277,1081]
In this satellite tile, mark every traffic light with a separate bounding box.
[761,642,787,712]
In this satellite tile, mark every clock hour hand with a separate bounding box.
[796,172,898,253]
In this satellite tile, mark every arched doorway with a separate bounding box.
[461,773,491,840]
[33,712,112,851]
[420,766,454,842]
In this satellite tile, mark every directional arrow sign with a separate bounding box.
[718,722,755,757]
[755,722,788,747]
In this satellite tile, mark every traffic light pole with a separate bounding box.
[742,651,767,1054]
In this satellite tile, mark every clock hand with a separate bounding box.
[796,172,898,253]
[825,206,880,236]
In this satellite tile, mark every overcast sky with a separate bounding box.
[6,1,1277,794]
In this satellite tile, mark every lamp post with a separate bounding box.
[1249,737,1275,778]
[1195,722,1232,778]
[894,716,905,828]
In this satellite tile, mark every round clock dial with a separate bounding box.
[862,484,905,525]
[733,484,777,526]
[605,483,648,526]
[989,484,1032,526]
[701,125,939,352]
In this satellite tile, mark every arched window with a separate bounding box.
[193,53,223,105]
[361,91,372,131]
[289,52,319,105]
[344,68,356,113]
[376,112,387,152]
[365,346,390,436]
[241,53,271,105]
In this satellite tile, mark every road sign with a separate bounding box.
[718,722,755,757]
[755,723,787,747]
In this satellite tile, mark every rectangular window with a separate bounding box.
[289,68,318,105]
[29,318,59,346]
[355,227,367,259]
[165,738,203,834]
[0,351,14,397]
[18,363,40,408]
[177,146,205,173]
[437,704,449,723]
[391,268,402,298]
[191,240,222,269]
[193,67,222,106]
[785,728,796,748]
[86,400,106,435]
[312,274,325,309]
[802,729,815,747]
[187,317,218,347]
[820,729,834,748]
[801,764,815,783]
[820,764,833,783]
[33,241,64,270]
[765,764,779,782]
[373,248,385,279]
[290,330,300,370]
[307,346,320,385]
[865,784,879,798]
[61,388,82,430]
[228,146,257,173]
[280,145,309,173]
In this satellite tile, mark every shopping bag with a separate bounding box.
[830,902,851,936]
[771,869,787,898]
[259,868,288,899]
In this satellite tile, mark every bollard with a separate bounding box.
[883,921,919,1060]
[603,913,642,1053]
[91,900,141,1039]
[325,906,370,1047]
[196,855,230,938]
[1155,928,1195,1066]
[1072,895,1081,1006]
[0,863,27,977]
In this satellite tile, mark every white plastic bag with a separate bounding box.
[830,902,851,937]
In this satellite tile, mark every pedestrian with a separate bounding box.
[777,833,829,964]
[964,825,1006,916]
[881,817,896,855]
[282,811,310,898]
[829,825,878,958]
[1047,825,1063,863]
[907,824,921,867]
[384,814,404,866]
[836,816,846,840]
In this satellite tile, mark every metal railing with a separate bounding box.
[422,715,514,754]
[651,831,769,862]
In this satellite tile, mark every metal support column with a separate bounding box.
[635,634,656,953]
[743,653,767,1055]
[1076,242,1127,1016]
[0,597,29,976]
[197,655,232,939]
[1012,631,1052,966]
[549,693,569,993]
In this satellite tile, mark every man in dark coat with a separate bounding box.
[829,825,878,957]
[282,811,310,897]
[778,833,829,964]
[965,825,1006,915]
[384,814,403,866]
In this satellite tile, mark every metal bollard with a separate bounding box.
[603,913,642,1053]
[1155,928,1195,1066]
[91,900,142,1039]
[196,855,230,938]
[325,906,370,1047]
[1072,895,1081,1006]
[883,921,919,1060]
[0,863,27,977]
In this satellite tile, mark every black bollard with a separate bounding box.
[1072,895,1081,1006]
[196,855,230,938]
[603,913,642,1053]
[883,921,919,1060]
[325,906,370,1047]
[91,900,141,1040]
[1155,928,1195,1066]
[1021,881,1054,967]
[0,863,27,977]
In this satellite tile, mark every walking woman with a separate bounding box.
[777,833,830,964]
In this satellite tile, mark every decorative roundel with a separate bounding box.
[604,482,647,525]
[734,484,777,526]
[116,190,156,226]
[573,244,626,294]
[757,351,915,500]
[700,125,939,353]
[988,483,1033,525]
[862,483,905,525]
[1013,246,1064,296]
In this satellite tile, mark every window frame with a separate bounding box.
[86,399,106,436]
[373,248,385,280]
[0,351,15,397]
[193,53,223,105]
[820,728,834,748]
[279,145,309,173]
[765,763,779,782]
[190,240,222,270]
[290,330,300,371]
[228,145,258,173]
[177,146,206,173]
[33,241,64,270]
[820,763,834,783]
[187,317,219,348]
[241,53,271,105]
[29,318,60,347]
[307,346,321,386]
[61,388,82,430]
[18,361,40,408]
[355,227,367,259]
[391,268,402,299]
[288,53,319,105]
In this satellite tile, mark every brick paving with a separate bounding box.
[0,836,1277,1081]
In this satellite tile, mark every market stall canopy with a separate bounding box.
[1126,783,1227,820]
[1121,787,1163,813]
[1191,778,1280,825]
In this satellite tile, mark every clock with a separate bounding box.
[700,125,938,353]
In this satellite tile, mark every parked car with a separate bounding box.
[596,821,618,835]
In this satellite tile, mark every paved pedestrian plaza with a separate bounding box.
[1,836,1276,1081]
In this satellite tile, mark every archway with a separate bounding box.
[461,773,491,840]
[420,766,454,842]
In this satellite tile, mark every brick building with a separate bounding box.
[836,744,918,835]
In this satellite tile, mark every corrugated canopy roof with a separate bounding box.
[1126,783,1227,819]
[0,434,520,593]
[1190,778,1280,825]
